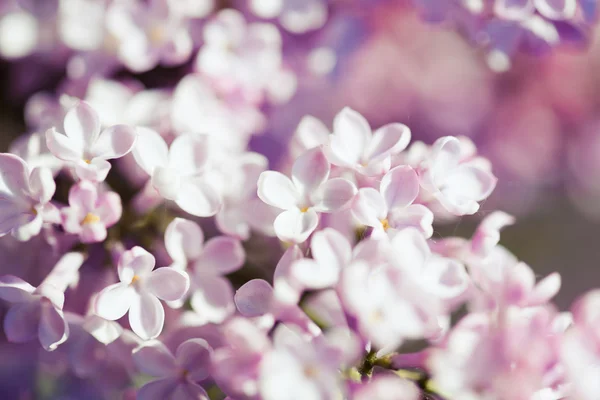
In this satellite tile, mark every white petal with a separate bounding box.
[292,258,339,289]
[175,179,221,217]
[93,283,135,321]
[165,218,204,264]
[273,208,318,244]
[380,165,419,210]
[118,246,156,283]
[390,228,431,271]
[167,134,209,176]
[39,303,69,351]
[190,275,235,324]
[366,123,411,162]
[91,124,138,160]
[351,188,387,227]
[132,127,169,175]
[257,171,301,210]
[29,167,55,204]
[44,128,80,162]
[146,267,190,302]
[311,178,356,212]
[329,107,371,166]
[291,148,330,195]
[63,101,101,148]
[129,292,165,340]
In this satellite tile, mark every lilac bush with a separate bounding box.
[0,1,598,400]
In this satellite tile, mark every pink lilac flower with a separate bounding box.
[105,0,193,73]
[351,165,434,238]
[352,375,420,400]
[132,128,222,217]
[418,136,497,216]
[132,339,212,400]
[325,107,411,177]
[164,217,245,323]
[0,153,58,241]
[257,147,356,243]
[45,101,138,182]
[61,180,122,243]
[93,246,190,339]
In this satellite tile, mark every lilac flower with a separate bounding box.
[105,0,193,73]
[352,375,420,400]
[248,0,329,34]
[132,129,222,217]
[0,153,58,241]
[0,252,85,351]
[326,107,411,177]
[93,246,190,339]
[9,131,63,175]
[257,147,356,243]
[418,136,497,216]
[351,165,434,238]
[45,101,138,182]
[164,218,245,323]
[61,180,122,243]
[133,339,212,400]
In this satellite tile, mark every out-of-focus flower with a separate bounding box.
[61,180,122,243]
[94,246,190,339]
[45,101,137,182]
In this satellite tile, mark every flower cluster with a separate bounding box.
[0,1,599,400]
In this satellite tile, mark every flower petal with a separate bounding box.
[366,123,411,162]
[195,237,245,275]
[95,192,122,227]
[29,167,55,205]
[165,218,204,264]
[132,127,169,176]
[74,158,112,182]
[91,124,138,160]
[82,315,123,345]
[388,204,434,238]
[0,275,35,303]
[311,228,352,273]
[146,267,190,302]
[351,188,387,227]
[93,283,135,321]
[175,338,212,381]
[133,340,177,377]
[39,302,69,351]
[291,148,330,195]
[380,165,419,210]
[45,128,82,161]
[4,301,40,343]
[311,178,356,213]
[129,292,165,340]
[68,180,98,212]
[118,246,156,283]
[137,378,179,400]
[172,383,210,400]
[234,279,274,317]
[190,275,235,324]
[80,223,107,243]
[329,107,371,166]
[168,134,209,176]
[257,171,300,210]
[273,208,318,244]
[292,258,339,289]
[175,179,222,217]
[390,228,431,270]
[64,101,101,148]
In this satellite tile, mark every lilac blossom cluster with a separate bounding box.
[0,1,599,400]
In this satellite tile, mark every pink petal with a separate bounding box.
[390,228,430,270]
[295,115,329,150]
[291,148,330,195]
[80,222,108,243]
[64,101,101,148]
[312,178,356,213]
[118,246,156,283]
[133,340,177,377]
[388,204,434,238]
[82,315,122,344]
[444,164,497,202]
[137,378,179,400]
[175,339,212,381]
[380,165,419,210]
[292,258,339,289]
[196,237,245,275]
[94,283,135,320]
[234,279,274,317]
[152,166,181,201]
[95,192,122,227]
[42,252,85,293]
[129,292,165,340]
[28,167,55,204]
[215,207,250,240]
[0,153,32,198]
[4,301,40,343]
[171,382,210,400]
[190,275,235,324]
[45,128,82,161]
[329,107,371,166]
[273,208,319,244]
[311,228,352,274]
[351,188,387,227]
[0,275,35,303]
[428,136,461,184]
[366,123,411,162]
[61,207,84,235]
[69,180,98,213]
[74,158,112,182]
[91,125,138,160]
[34,283,65,309]
[257,171,301,210]
[534,0,577,20]
[354,375,420,400]
[165,218,204,264]
[38,302,68,351]
[175,179,222,217]
[146,267,190,302]
[529,272,561,306]
[167,134,209,176]
[132,127,169,176]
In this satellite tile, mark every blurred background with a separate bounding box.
[0,0,599,311]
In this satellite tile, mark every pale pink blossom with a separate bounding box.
[45,101,137,182]
[164,218,244,323]
[132,129,222,217]
[9,131,63,175]
[94,246,190,339]
[133,339,212,400]
[61,180,122,243]
[0,153,58,241]
[418,136,497,216]
[326,107,411,176]
[352,375,420,400]
[351,165,433,238]
[257,147,356,243]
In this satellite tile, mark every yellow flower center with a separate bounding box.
[380,218,390,231]
[83,159,91,164]
[81,213,100,225]
[130,275,140,285]
[300,206,310,213]
[149,25,166,45]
